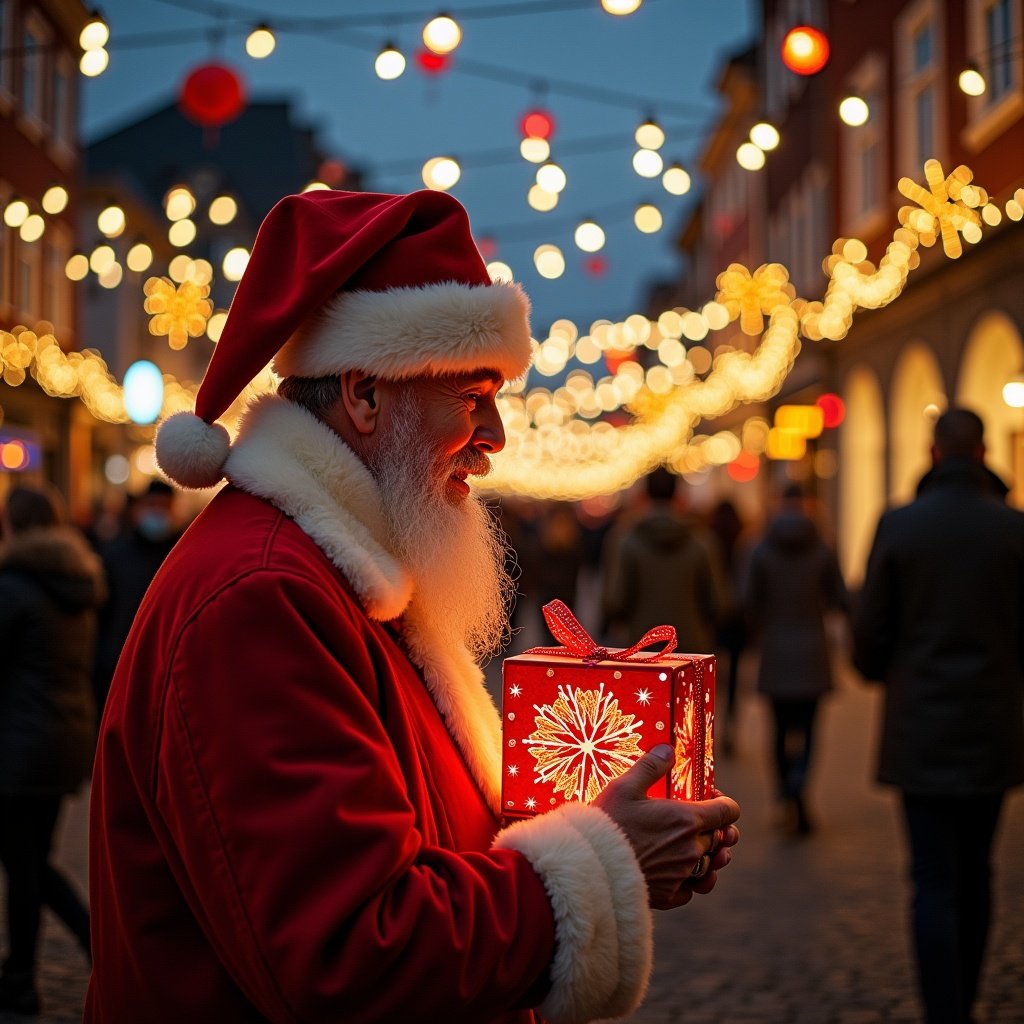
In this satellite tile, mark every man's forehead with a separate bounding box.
[440,369,505,387]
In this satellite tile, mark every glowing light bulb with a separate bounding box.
[634,204,663,233]
[959,66,986,96]
[662,164,691,195]
[79,47,108,76]
[168,218,197,247]
[781,25,830,76]
[42,185,69,214]
[126,243,154,273]
[222,247,250,281]
[574,220,606,252]
[97,205,126,238]
[65,254,89,281]
[245,25,276,59]
[375,43,406,80]
[487,261,514,283]
[79,14,109,50]
[208,195,238,225]
[528,185,559,212]
[19,214,45,242]
[736,142,766,170]
[632,149,663,178]
[422,156,461,191]
[164,187,195,222]
[635,118,665,150]
[3,199,29,228]
[1004,375,1024,408]
[839,96,870,126]
[536,162,567,193]
[601,0,642,13]
[534,244,565,279]
[423,14,461,55]
[749,122,780,150]
[89,244,115,274]
[520,137,550,163]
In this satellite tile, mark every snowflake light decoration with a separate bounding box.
[897,159,985,259]
[715,262,797,336]
[143,276,213,350]
[528,684,644,803]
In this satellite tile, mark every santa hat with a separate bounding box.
[155,188,532,489]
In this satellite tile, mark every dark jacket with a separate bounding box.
[602,507,726,653]
[0,526,106,794]
[746,510,849,699]
[852,458,1024,795]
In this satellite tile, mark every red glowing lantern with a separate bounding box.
[726,450,760,483]
[519,108,555,141]
[179,63,246,127]
[816,392,846,429]
[416,49,451,75]
[781,25,830,76]
[585,255,608,277]
[477,236,498,261]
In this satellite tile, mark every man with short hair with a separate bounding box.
[86,189,740,1024]
[853,406,1024,1024]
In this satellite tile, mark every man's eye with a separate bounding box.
[464,392,482,405]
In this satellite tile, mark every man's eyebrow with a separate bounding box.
[463,370,504,386]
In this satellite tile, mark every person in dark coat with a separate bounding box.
[92,479,180,714]
[0,485,104,1014]
[602,467,727,653]
[852,407,1024,1024]
[746,483,849,834]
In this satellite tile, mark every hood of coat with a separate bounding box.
[0,526,106,611]
[633,509,697,552]
[916,457,1008,500]
[765,511,818,553]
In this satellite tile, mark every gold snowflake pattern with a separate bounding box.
[672,693,714,801]
[143,276,213,350]
[715,262,796,336]
[897,159,986,259]
[528,684,644,803]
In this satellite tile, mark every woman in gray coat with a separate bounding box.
[746,484,849,834]
[0,485,105,1014]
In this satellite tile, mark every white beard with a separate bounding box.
[366,390,514,663]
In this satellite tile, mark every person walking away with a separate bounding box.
[746,483,849,835]
[92,479,180,715]
[0,485,103,1014]
[852,407,1024,1024]
[602,466,728,654]
[708,499,750,755]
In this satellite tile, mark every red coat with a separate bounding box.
[87,397,652,1024]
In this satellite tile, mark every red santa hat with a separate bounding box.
[154,188,532,489]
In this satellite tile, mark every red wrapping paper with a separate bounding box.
[501,602,715,819]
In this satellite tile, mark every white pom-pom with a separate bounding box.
[155,412,231,489]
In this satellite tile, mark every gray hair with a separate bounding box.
[277,375,342,422]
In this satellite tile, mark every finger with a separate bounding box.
[691,794,741,831]
[613,744,674,797]
[718,824,740,849]
[686,867,719,896]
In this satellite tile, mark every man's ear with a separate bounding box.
[340,369,380,435]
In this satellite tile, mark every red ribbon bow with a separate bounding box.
[529,599,677,664]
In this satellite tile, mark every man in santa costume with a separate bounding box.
[86,188,740,1024]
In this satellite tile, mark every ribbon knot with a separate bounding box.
[528,599,677,664]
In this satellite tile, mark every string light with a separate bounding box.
[634,118,665,150]
[520,137,551,163]
[601,0,643,14]
[838,96,870,126]
[222,247,250,281]
[634,203,662,232]
[19,215,45,243]
[41,185,69,215]
[375,42,406,80]
[574,219,606,252]
[662,163,691,195]
[422,156,461,190]
[79,12,109,50]
[208,195,238,225]
[164,187,196,222]
[97,204,126,238]
[422,14,462,55]
[126,242,154,273]
[958,64,986,96]
[245,24,276,59]
[3,199,29,228]
[749,122,780,151]
[79,47,109,76]
[736,142,766,170]
[632,149,663,177]
[528,185,559,211]
[536,161,567,193]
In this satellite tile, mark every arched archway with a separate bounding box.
[839,365,886,584]
[956,310,1024,486]
[889,343,946,505]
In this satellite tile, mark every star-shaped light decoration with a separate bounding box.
[143,276,213,350]
[525,797,537,810]
[715,262,797,336]
[509,684,522,698]
[507,763,519,776]
[897,159,986,259]
[635,687,653,705]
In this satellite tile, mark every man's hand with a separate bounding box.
[593,744,740,910]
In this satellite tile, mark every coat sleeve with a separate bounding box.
[851,514,896,681]
[152,568,650,1024]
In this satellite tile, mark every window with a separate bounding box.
[15,235,41,321]
[841,54,887,236]
[897,0,945,174]
[51,55,74,150]
[964,0,1024,149]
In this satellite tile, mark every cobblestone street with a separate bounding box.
[3,651,1022,1023]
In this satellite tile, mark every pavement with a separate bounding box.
[3,637,1022,1023]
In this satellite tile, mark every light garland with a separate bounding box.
[3,162,1022,500]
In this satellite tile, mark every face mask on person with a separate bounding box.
[137,510,173,542]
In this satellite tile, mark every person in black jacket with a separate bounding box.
[746,484,849,834]
[853,407,1024,1024]
[0,485,105,1014]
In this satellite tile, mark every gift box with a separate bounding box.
[501,601,715,819]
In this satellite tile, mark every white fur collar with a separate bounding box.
[224,394,502,813]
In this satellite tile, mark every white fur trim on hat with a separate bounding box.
[273,281,532,382]
[155,412,232,490]
[495,802,653,1024]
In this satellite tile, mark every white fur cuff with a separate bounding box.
[495,803,652,1024]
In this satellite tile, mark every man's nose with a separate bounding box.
[472,403,506,454]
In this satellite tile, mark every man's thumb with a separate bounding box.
[621,744,674,792]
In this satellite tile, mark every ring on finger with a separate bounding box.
[690,853,711,879]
